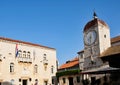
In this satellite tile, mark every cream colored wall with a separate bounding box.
[0,39,57,85]
[97,24,111,54]
[83,23,111,70]
[59,75,82,85]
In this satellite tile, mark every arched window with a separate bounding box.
[51,65,54,74]
[43,54,47,60]
[34,64,38,73]
[44,54,46,56]
[18,50,22,57]
[35,79,38,85]
[10,63,14,72]
[23,51,26,58]
[11,79,14,85]
[27,51,30,58]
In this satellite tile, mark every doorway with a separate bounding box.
[69,77,73,85]
[91,77,96,85]
[22,80,27,85]
[44,80,48,85]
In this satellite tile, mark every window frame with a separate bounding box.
[27,51,31,58]
[10,63,14,73]
[63,78,66,84]
[18,50,22,57]
[34,64,38,73]
[51,65,54,74]
[23,51,26,58]
[76,76,80,83]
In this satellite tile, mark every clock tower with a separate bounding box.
[83,12,111,70]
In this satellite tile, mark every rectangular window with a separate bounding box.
[51,66,54,74]
[44,81,48,85]
[34,65,38,73]
[10,63,14,72]
[63,78,66,83]
[76,76,80,83]
[52,79,54,84]
[81,53,83,58]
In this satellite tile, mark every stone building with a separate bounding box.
[0,37,57,85]
[78,12,120,85]
[57,57,81,85]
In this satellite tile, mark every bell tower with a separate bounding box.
[83,12,111,70]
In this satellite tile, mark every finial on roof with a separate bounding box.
[93,11,98,19]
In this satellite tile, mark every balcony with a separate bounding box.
[18,57,32,63]
[43,60,48,65]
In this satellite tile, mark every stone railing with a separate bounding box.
[18,57,32,63]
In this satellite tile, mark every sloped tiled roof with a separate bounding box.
[0,37,55,50]
[100,45,120,57]
[111,35,120,44]
[100,36,120,57]
[59,57,79,70]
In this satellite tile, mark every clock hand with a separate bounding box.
[88,37,90,44]
[89,34,92,44]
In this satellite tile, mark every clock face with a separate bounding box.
[84,30,97,45]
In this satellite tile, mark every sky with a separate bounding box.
[0,0,120,66]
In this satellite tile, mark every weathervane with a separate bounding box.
[93,11,98,19]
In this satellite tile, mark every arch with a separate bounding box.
[23,51,26,58]
[27,51,31,58]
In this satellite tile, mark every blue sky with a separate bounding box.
[0,0,120,65]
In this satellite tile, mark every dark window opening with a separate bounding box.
[104,35,106,38]
[52,79,54,84]
[63,78,66,83]
[76,76,80,83]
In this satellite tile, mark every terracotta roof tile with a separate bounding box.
[111,35,120,44]
[100,45,120,57]
[59,57,79,69]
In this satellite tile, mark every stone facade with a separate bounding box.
[59,75,82,85]
[57,57,80,85]
[0,37,57,85]
[78,13,120,85]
